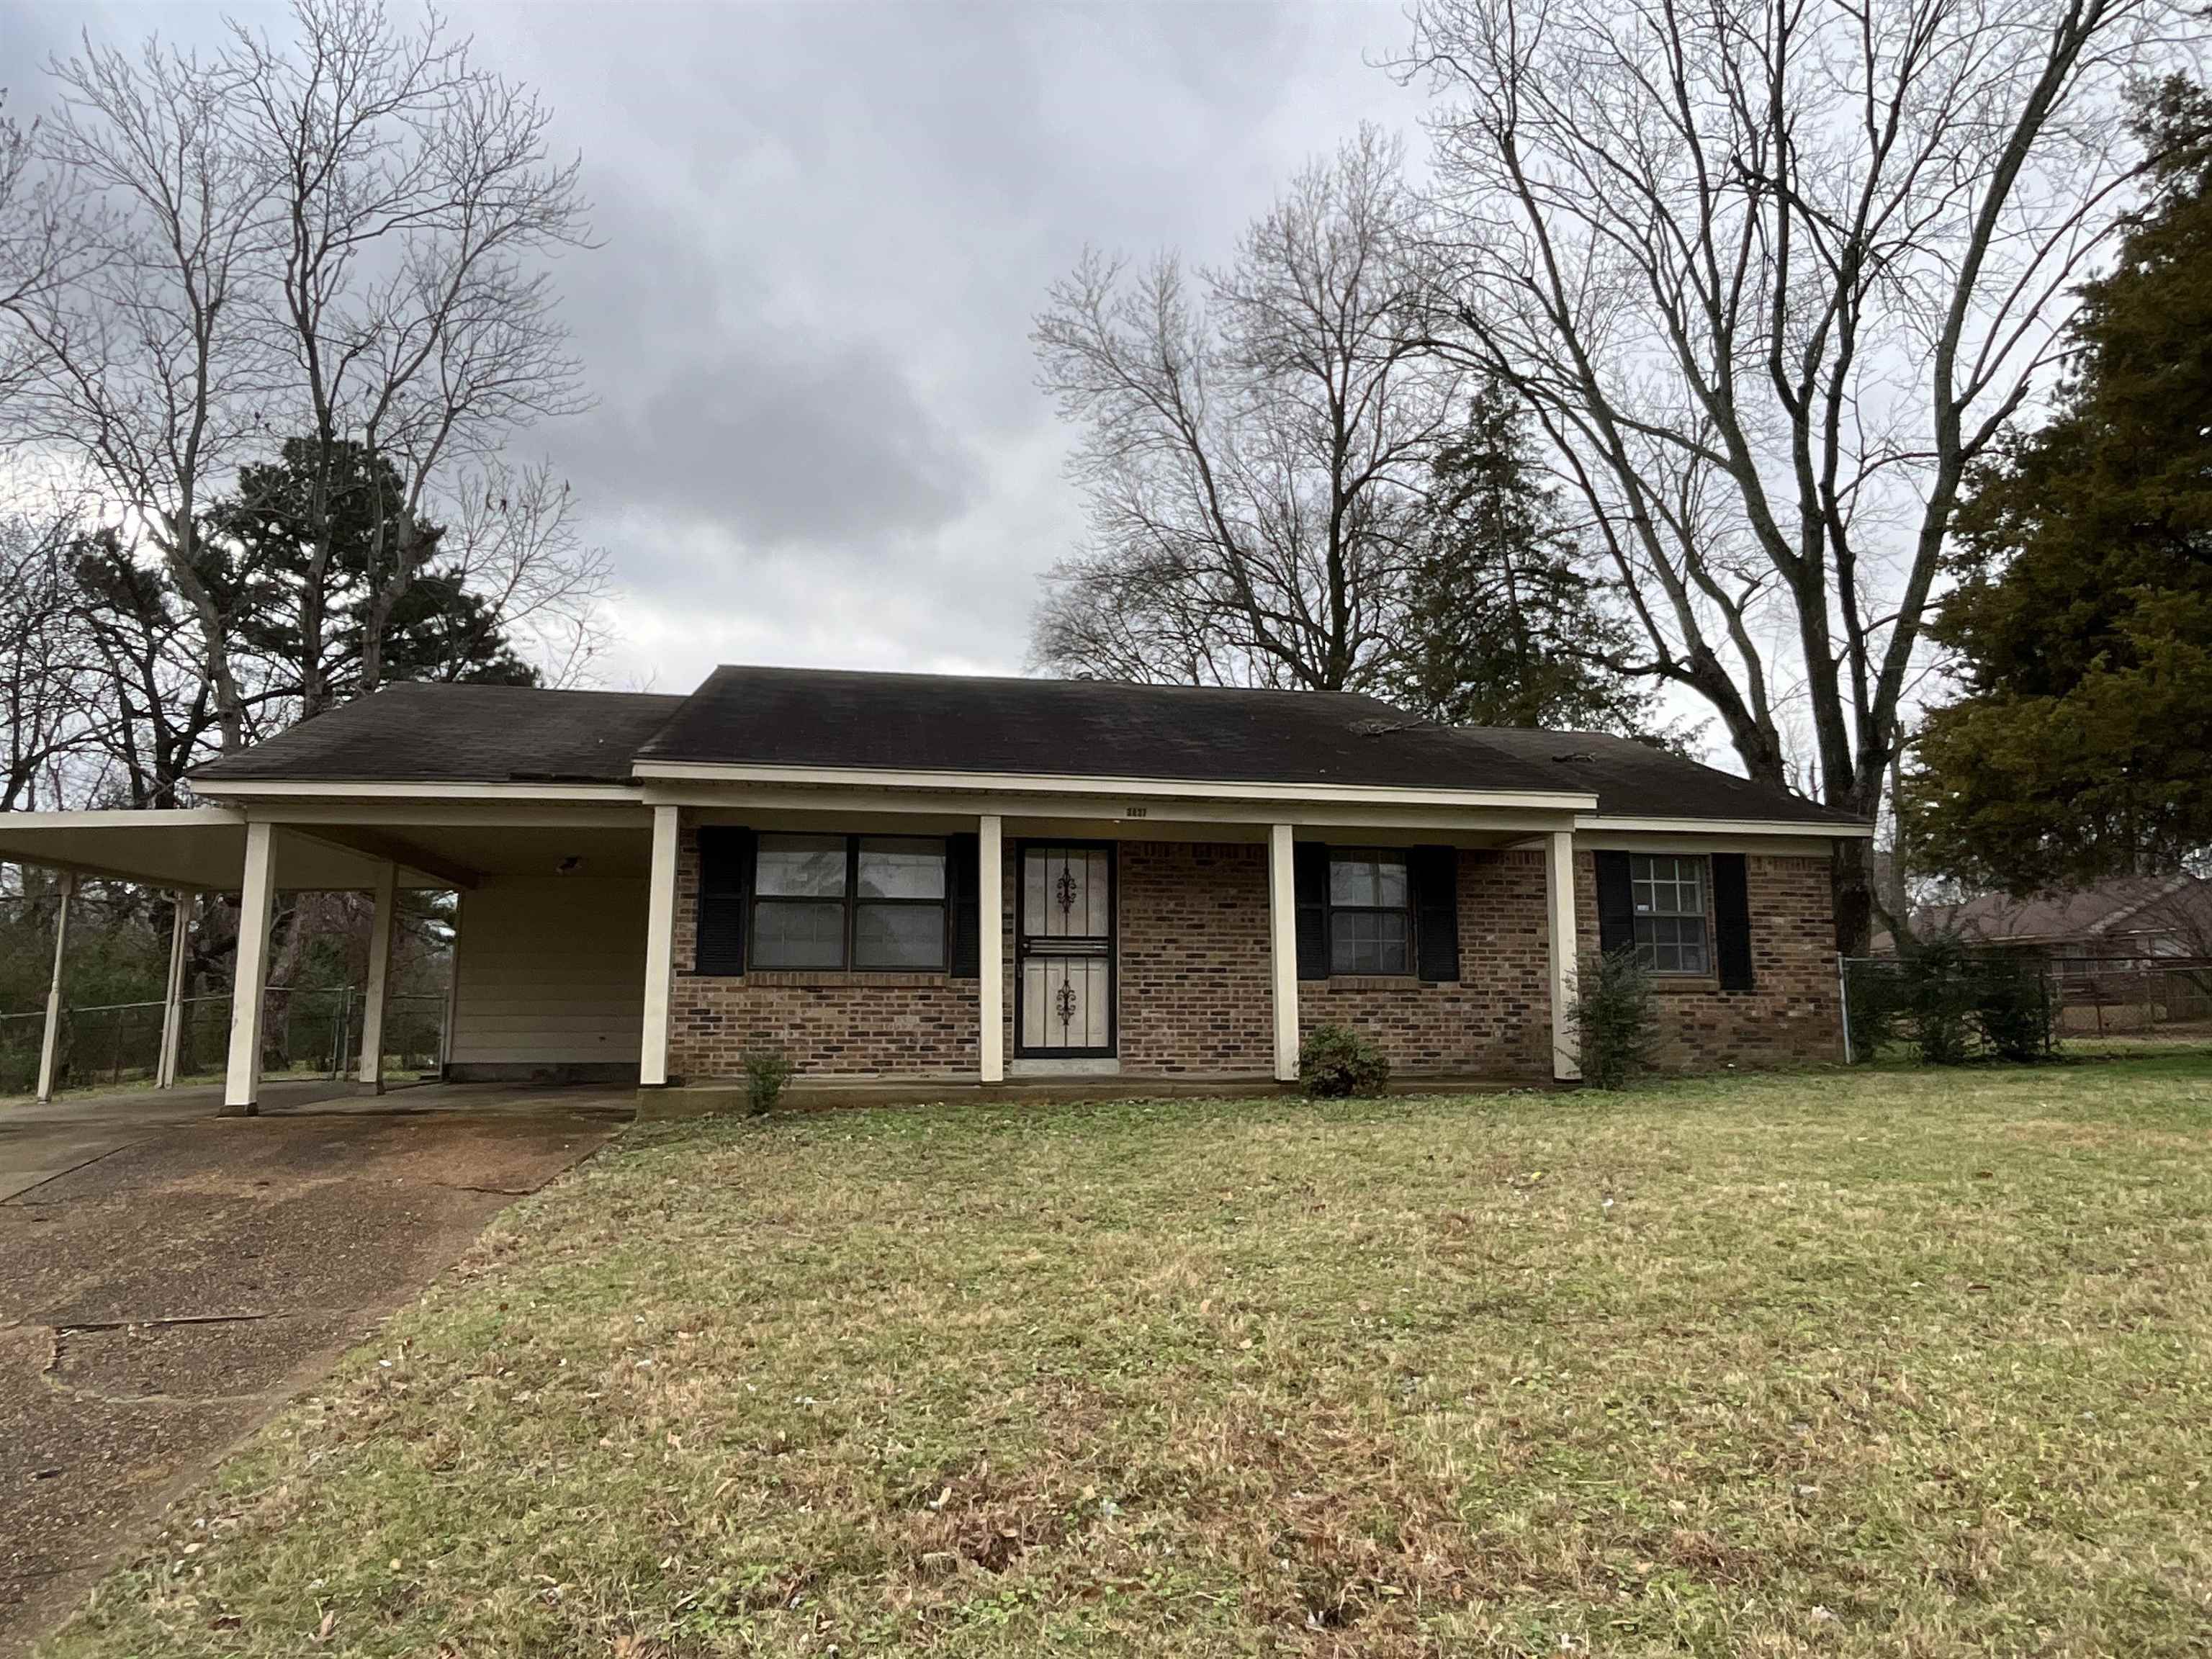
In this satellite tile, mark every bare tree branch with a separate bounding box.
[1032,127,1459,690]
[1400,0,2195,947]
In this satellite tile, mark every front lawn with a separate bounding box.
[50,1057,2212,1657]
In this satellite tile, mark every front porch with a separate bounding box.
[0,788,1592,1112]
[639,791,1589,1092]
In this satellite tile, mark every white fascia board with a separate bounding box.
[234,799,649,831]
[631,759,1597,814]
[1574,814,1875,840]
[193,778,642,804]
[656,790,1581,838]
[0,806,245,830]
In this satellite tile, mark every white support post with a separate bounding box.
[1267,823,1300,1084]
[1547,827,1582,1082]
[639,804,680,1088]
[35,869,76,1105]
[224,819,278,1115]
[156,890,191,1089]
[356,861,397,1092]
[440,891,464,1079]
[978,814,1004,1083]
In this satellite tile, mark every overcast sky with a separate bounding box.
[0,1,1432,693]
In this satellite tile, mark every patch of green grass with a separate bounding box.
[49,1058,2212,1657]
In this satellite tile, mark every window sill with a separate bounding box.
[1649,975,1722,994]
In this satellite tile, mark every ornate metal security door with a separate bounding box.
[1016,843,1115,1058]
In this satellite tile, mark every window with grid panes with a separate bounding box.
[1327,850,1412,974]
[1630,853,1709,974]
[750,834,948,970]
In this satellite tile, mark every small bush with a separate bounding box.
[1972,953,2056,1062]
[1845,934,2056,1065]
[1300,1024,1390,1098]
[1904,932,1980,1065]
[740,1039,793,1115]
[1572,945,1661,1090]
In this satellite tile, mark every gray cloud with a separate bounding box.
[567,332,981,549]
[1,0,1434,690]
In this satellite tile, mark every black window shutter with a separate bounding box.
[1409,845,1460,983]
[695,827,753,976]
[1713,852,1754,990]
[947,832,981,977]
[1593,850,1635,956]
[1293,842,1329,980]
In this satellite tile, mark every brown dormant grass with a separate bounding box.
[48,1054,2212,1657]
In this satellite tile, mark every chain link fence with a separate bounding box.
[2043,956,2212,1038]
[0,986,446,1099]
[1840,954,2054,1064]
[1840,951,2212,1063]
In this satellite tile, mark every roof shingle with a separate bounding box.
[636,667,1584,795]
[186,667,1866,830]
[192,683,688,785]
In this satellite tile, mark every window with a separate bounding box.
[1631,853,1709,974]
[855,837,948,968]
[750,834,948,971]
[1328,850,1411,975]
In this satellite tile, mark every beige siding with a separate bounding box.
[449,876,647,1067]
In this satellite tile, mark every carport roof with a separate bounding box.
[192,683,687,786]
[0,809,446,891]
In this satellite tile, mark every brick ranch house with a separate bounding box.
[0,667,1868,1110]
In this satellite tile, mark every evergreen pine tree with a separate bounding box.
[1388,380,1654,736]
[1907,80,2212,887]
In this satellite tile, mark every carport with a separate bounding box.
[1,797,658,1111]
[1,686,679,1115]
[0,808,453,1110]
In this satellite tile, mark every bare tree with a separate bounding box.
[1402,0,2195,949]
[1032,126,1457,690]
[1,0,598,773]
[0,512,96,811]
[0,90,90,413]
[225,0,591,714]
[8,32,275,753]
[71,525,229,809]
[435,460,613,687]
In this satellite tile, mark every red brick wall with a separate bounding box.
[1298,848,1554,1078]
[1116,842,1272,1073]
[664,816,1840,1084]
[668,821,986,1078]
[1572,850,1843,1071]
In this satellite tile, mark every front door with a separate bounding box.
[1017,843,1115,1058]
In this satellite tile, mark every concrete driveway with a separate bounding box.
[0,1082,631,1655]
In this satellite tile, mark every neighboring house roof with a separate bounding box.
[192,683,690,785]
[1915,873,2212,948]
[186,666,1866,829]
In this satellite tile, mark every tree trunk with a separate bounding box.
[1833,835,1875,958]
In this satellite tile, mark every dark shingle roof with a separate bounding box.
[191,683,688,785]
[634,667,1586,796]
[185,667,1866,830]
[1462,728,1867,827]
